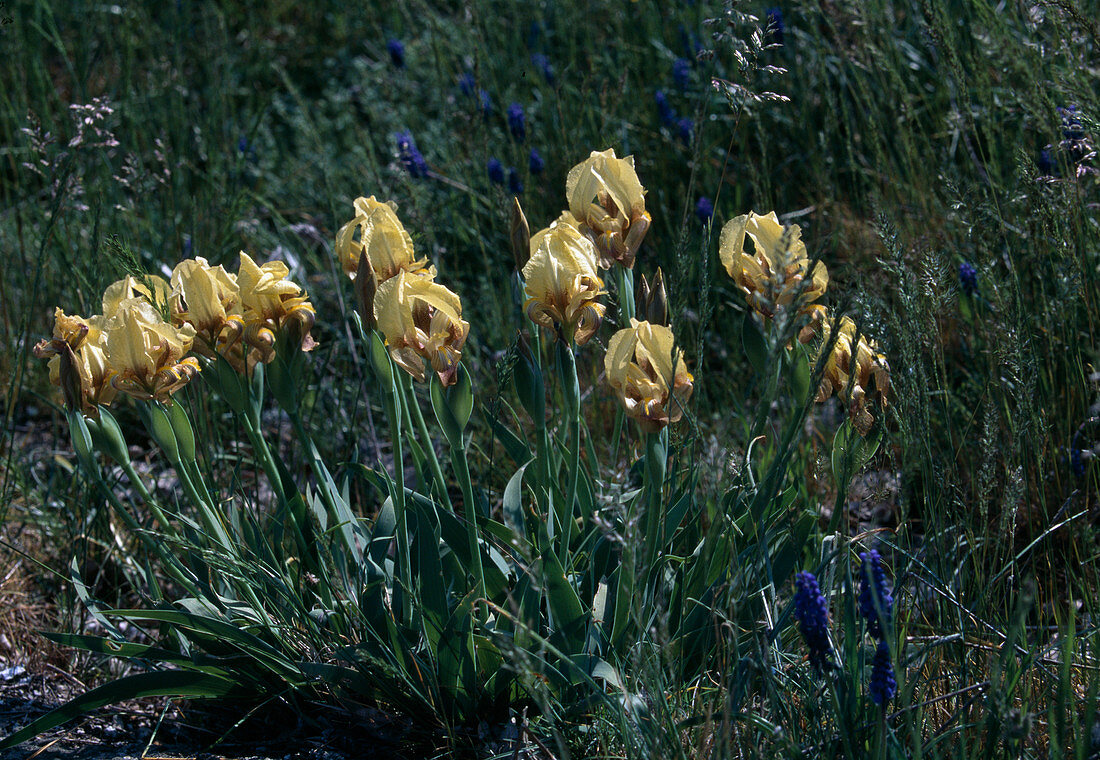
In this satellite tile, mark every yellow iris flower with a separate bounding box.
[102,274,171,315]
[815,315,890,435]
[605,319,694,432]
[522,215,606,345]
[719,211,829,343]
[237,252,317,362]
[170,257,243,354]
[105,297,200,402]
[335,196,433,283]
[33,309,117,413]
[566,149,651,269]
[374,270,469,386]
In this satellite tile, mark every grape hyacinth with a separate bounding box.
[508,167,523,195]
[1038,148,1055,176]
[487,158,504,184]
[793,571,834,673]
[695,196,714,223]
[672,57,691,90]
[507,103,527,141]
[387,38,405,68]
[869,640,897,705]
[959,262,978,297]
[531,53,555,84]
[458,72,476,97]
[395,131,428,179]
[479,89,493,119]
[655,90,676,127]
[676,117,694,144]
[528,148,545,175]
[859,550,893,639]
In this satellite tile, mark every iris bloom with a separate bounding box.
[105,297,200,402]
[102,274,171,315]
[566,148,650,269]
[604,319,693,431]
[522,216,606,345]
[335,196,432,284]
[719,211,828,343]
[33,309,117,413]
[374,270,469,386]
[816,315,890,435]
[170,257,243,354]
[237,252,316,362]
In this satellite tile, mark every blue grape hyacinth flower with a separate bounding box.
[655,90,676,127]
[387,38,406,68]
[487,158,505,184]
[507,102,527,141]
[695,197,714,223]
[395,131,428,178]
[859,550,893,640]
[870,640,897,705]
[793,571,834,673]
[676,117,694,144]
[529,148,545,175]
[531,53,555,85]
[458,72,476,97]
[508,167,523,195]
[673,57,691,90]
[959,262,978,297]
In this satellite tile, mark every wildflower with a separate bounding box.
[719,210,828,342]
[566,148,651,269]
[859,550,893,639]
[958,261,977,297]
[507,102,527,141]
[816,316,891,435]
[478,89,493,118]
[793,571,833,673]
[487,158,505,184]
[34,309,117,413]
[676,117,694,144]
[102,274,171,315]
[655,90,676,127]
[508,167,523,195]
[1071,447,1086,479]
[374,270,469,386]
[395,131,429,179]
[1059,104,1085,143]
[523,215,606,345]
[182,235,193,258]
[695,196,714,223]
[237,252,316,362]
[605,319,693,432]
[104,297,200,402]
[387,38,405,68]
[335,196,431,284]
[170,257,243,354]
[869,640,896,705]
[529,148,545,175]
[531,53,555,84]
[458,72,476,96]
[765,7,785,45]
[1038,148,1054,176]
[672,57,691,90]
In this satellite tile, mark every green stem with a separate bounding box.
[401,374,452,511]
[380,386,413,625]
[450,439,485,604]
[643,431,667,568]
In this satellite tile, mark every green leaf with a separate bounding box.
[368,330,394,388]
[540,547,587,654]
[484,410,531,466]
[0,671,243,750]
[788,344,812,404]
[742,312,769,375]
[502,460,533,544]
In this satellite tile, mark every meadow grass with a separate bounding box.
[1,0,1099,757]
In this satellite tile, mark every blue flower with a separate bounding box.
[959,262,978,297]
[508,167,523,195]
[1059,104,1085,143]
[479,89,493,119]
[673,57,692,90]
[858,550,893,640]
[1038,148,1055,176]
[531,53,555,85]
[1072,447,1086,479]
[487,158,505,184]
[507,102,527,141]
[458,72,476,97]
[695,196,714,223]
[676,117,694,144]
[529,148,545,175]
[387,38,406,68]
[526,21,542,49]
[182,234,193,258]
[766,7,785,45]
[655,90,677,127]
[395,131,428,179]
[793,571,834,673]
[870,640,897,705]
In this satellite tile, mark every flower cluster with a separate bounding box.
[860,550,897,704]
[336,196,467,386]
[719,210,828,342]
[815,316,891,435]
[793,571,833,673]
[36,256,315,411]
